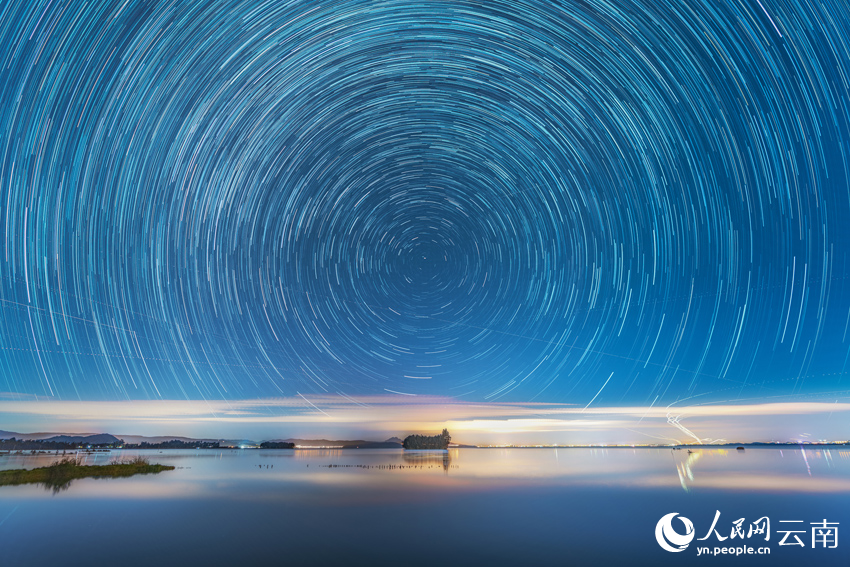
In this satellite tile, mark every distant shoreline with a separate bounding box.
[4,443,847,456]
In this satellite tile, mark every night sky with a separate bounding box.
[2,0,850,419]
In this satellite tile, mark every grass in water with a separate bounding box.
[0,456,175,492]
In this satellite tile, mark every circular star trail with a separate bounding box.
[1,0,850,405]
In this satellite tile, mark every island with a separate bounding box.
[402,429,451,450]
[0,456,175,491]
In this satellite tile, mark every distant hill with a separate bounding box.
[0,430,223,446]
[0,430,104,441]
[44,434,121,445]
[0,430,410,449]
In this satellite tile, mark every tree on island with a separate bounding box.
[402,429,451,450]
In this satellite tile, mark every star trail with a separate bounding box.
[2,0,850,411]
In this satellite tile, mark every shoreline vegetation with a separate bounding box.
[259,441,296,449]
[0,456,175,492]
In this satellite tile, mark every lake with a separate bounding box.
[1,447,848,566]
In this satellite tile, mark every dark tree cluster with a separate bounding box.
[124,440,220,449]
[402,429,451,450]
[259,442,295,449]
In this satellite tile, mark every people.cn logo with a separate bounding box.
[655,512,695,552]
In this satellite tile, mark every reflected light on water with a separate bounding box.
[2,447,850,497]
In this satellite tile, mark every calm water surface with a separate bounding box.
[1,447,848,566]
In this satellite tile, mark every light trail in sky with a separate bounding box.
[0,0,849,414]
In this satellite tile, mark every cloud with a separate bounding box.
[1,396,849,444]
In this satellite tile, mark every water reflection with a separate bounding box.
[675,449,702,491]
[30,478,73,494]
[402,450,452,472]
[668,447,850,493]
[2,447,850,496]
